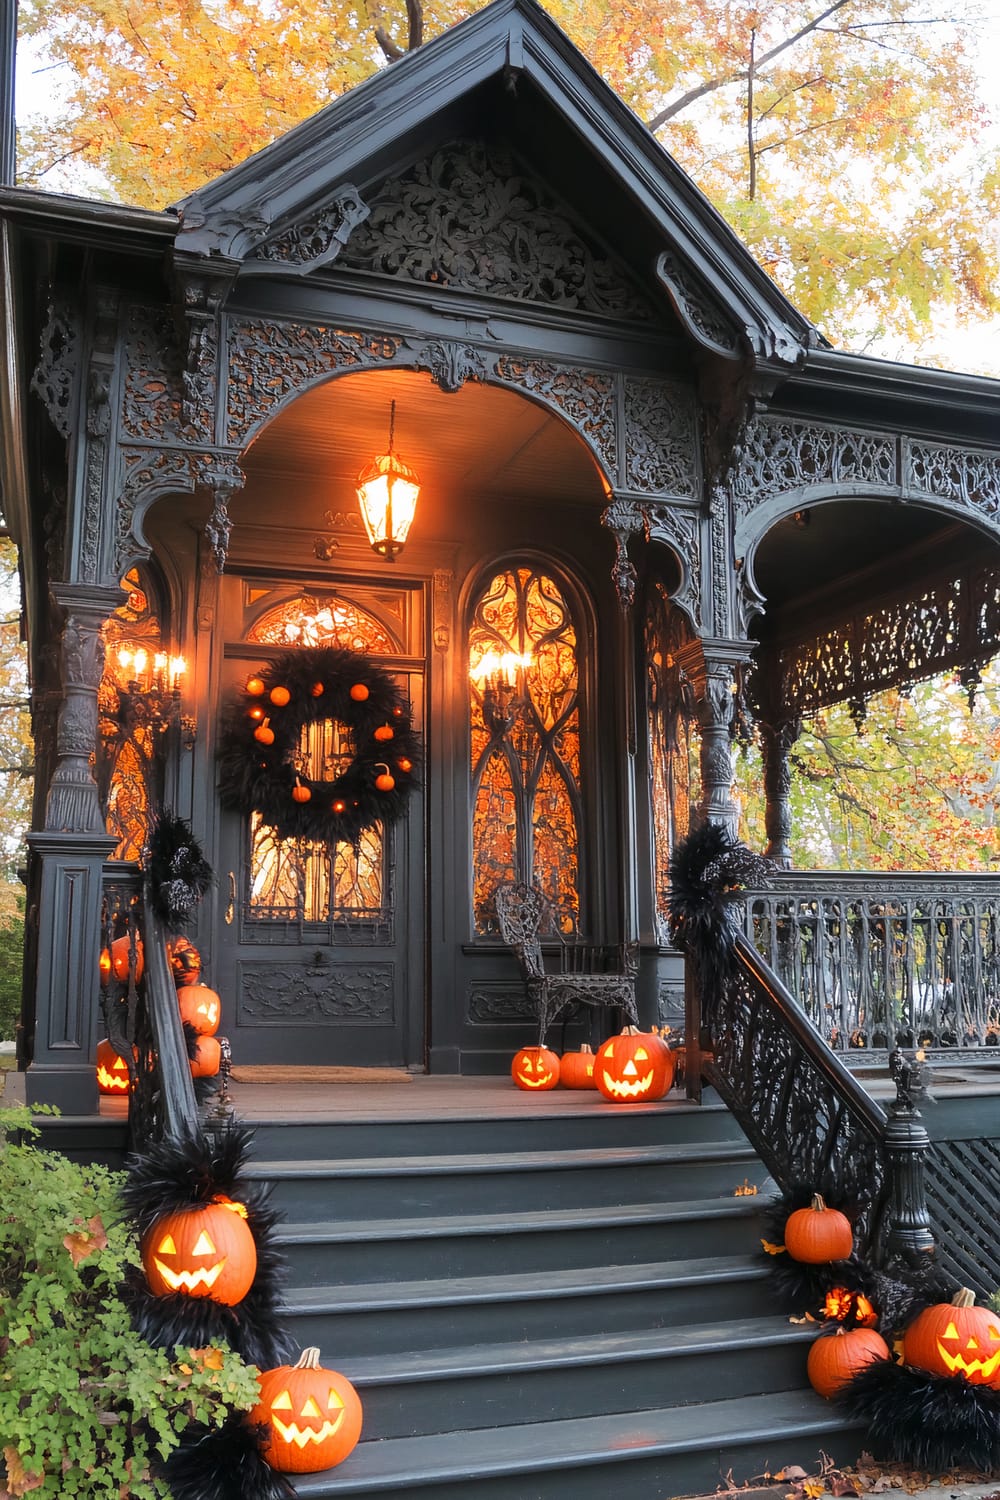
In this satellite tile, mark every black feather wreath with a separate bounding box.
[837,1358,1000,1473]
[216,646,421,850]
[121,1122,294,1370]
[667,823,773,1021]
[146,809,215,931]
[161,1412,296,1500]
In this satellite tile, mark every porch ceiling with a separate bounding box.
[239,367,608,521]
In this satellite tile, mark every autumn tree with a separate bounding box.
[0,539,31,1040]
[15,0,1000,365]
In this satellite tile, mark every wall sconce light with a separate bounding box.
[356,400,420,562]
[111,649,196,748]
[469,649,533,736]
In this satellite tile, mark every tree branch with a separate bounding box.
[647,0,856,132]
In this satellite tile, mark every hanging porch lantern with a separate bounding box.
[355,400,420,562]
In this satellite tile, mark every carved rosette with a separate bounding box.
[338,140,653,320]
[623,377,698,497]
[225,319,400,447]
[31,296,80,439]
[495,354,617,478]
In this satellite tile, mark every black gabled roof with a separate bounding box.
[173,0,819,368]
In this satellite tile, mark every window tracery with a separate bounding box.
[98,567,161,860]
[645,584,700,941]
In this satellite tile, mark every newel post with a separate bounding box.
[882,1048,935,1258]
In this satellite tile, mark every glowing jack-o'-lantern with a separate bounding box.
[177,983,221,1036]
[807,1326,890,1398]
[822,1286,878,1327]
[99,934,144,986]
[252,1347,363,1473]
[559,1044,597,1090]
[784,1193,853,1264]
[511,1046,560,1091]
[903,1287,1000,1388]
[141,1197,256,1304]
[96,1037,133,1095]
[168,937,202,989]
[595,1027,674,1103]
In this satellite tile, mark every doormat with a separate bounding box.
[230,1065,411,1085]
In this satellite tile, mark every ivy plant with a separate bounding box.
[0,1105,261,1498]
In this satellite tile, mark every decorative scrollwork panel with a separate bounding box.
[732,417,897,521]
[623,377,698,497]
[238,960,395,1024]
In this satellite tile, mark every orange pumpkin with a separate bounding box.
[807,1326,891,1398]
[292,779,312,804]
[784,1194,853,1263]
[245,676,265,696]
[349,683,369,701]
[397,757,413,773]
[559,1044,597,1089]
[903,1287,1000,1387]
[595,1027,674,1103]
[96,1037,132,1095]
[374,723,394,742]
[270,685,291,706]
[100,933,144,985]
[311,682,324,697]
[190,1034,222,1078]
[141,1197,257,1304]
[169,937,202,988]
[374,764,395,791]
[177,983,222,1036]
[252,1347,363,1473]
[254,719,275,745]
[511,1045,560,1091]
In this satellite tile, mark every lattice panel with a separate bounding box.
[925,1140,1000,1295]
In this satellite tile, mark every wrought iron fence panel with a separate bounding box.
[746,874,1000,1057]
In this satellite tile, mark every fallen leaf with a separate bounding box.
[761,1238,787,1255]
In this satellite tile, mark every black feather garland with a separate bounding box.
[216,646,421,850]
[161,1412,297,1500]
[146,809,215,931]
[837,1359,1000,1473]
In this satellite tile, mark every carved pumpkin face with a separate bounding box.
[511,1046,560,1091]
[96,1037,132,1094]
[141,1197,256,1304]
[252,1347,363,1473]
[596,1028,674,1103]
[822,1286,878,1328]
[177,983,222,1036]
[559,1045,597,1090]
[904,1288,1000,1387]
[169,937,202,989]
[99,934,144,986]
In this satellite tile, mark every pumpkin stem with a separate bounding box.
[953,1287,977,1307]
[580,1043,594,1055]
[621,1025,641,1036]
[295,1347,323,1369]
[810,1193,828,1212]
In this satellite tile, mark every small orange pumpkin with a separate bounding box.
[177,983,222,1036]
[559,1044,597,1089]
[349,683,369,701]
[903,1287,1000,1387]
[397,757,413,773]
[190,1034,222,1078]
[311,682,324,697]
[595,1027,674,1103]
[245,675,265,696]
[374,723,394,742]
[252,1347,363,1473]
[141,1197,257,1304]
[511,1045,560,1091]
[784,1194,853,1264]
[270,685,291,706]
[374,763,395,791]
[292,779,312,804]
[807,1326,891,1398]
[96,1037,133,1095]
[254,719,275,745]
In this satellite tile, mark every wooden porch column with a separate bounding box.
[678,642,751,838]
[759,714,801,870]
[25,584,118,1111]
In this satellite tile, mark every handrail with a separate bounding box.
[140,900,199,1142]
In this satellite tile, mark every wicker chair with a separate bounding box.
[494,881,639,1044]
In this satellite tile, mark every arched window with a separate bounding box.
[469,565,582,934]
[645,583,699,940]
[98,567,163,861]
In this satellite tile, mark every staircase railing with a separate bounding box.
[745,871,1000,1058]
[101,865,198,1146]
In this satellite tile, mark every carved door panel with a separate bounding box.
[216,626,424,1068]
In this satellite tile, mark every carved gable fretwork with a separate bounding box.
[338,141,656,321]
[31,296,80,439]
[250,185,370,272]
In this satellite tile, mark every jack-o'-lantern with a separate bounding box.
[141,1197,257,1304]
[784,1194,853,1263]
[903,1287,1000,1387]
[177,983,222,1036]
[190,1034,222,1078]
[559,1044,597,1089]
[99,934,144,986]
[595,1027,674,1102]
[168,937,202,989]
[96,1038,133,1094]
[807,1326,890,1398]
[822,1286,878,1328]
[511,1045,560,1091]
[252,1347,363,1473]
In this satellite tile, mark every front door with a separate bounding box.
[214,580,425,1068]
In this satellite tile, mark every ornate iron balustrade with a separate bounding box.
[744,872,1000,1059]
[100,865,199,1145]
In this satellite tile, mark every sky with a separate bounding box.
[10,9,1000,380]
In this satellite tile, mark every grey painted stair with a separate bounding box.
[239,1097,863,1499]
